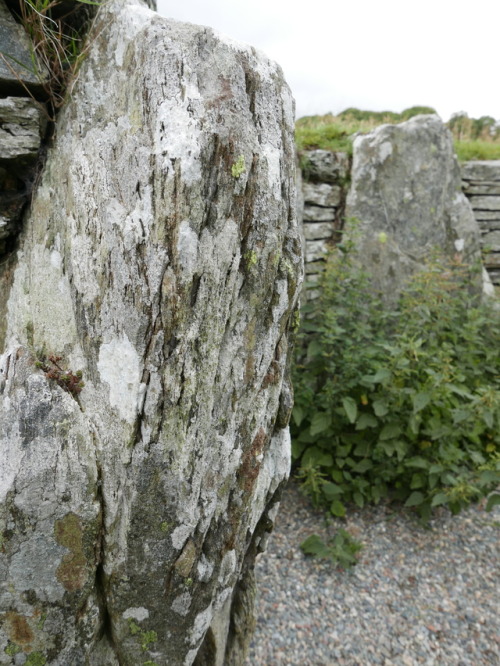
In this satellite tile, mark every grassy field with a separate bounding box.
[295,108,500,161]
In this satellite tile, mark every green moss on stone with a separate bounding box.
[54,512,87,592]
[25,653,46,666]
[128,620,158,652]
[244,250,258,270]
[140,630,157,651]
[231,155,246,179]
[5,642,21,656]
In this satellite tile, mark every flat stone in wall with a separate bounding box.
[303,182,342,207]
[302,149,349,183]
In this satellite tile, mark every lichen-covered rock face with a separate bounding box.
[0,1,301,664]
[345,115,484,297]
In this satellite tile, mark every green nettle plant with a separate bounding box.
[300,530,362,570]
[292,240,500,523]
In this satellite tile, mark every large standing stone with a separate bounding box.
[345,115,485,297]
[0,1,301,664]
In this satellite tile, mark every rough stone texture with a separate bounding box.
[0,2,301,665]
[301,149,349,184]
[0,97,45,251]
[345,115,484,298]
[466,195,500,211]
[302,205,336,222]
[0,0,48,93]
[305,239,331,263]
[302,222,335,241]
[0,97,44,162]
[302,182,341,207]
[462,160,500,183]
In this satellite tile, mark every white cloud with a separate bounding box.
[155,0,500,122]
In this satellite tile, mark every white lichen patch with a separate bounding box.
[171,524,194,550]
[196,554,214,583]
[177,221,199,281]
[189,602,213,646]
[112,2,154,68]
[123,607,149,622]
[156,102,202,187]
[218,549,236,586]
[378,141,393,163]
[215,586,232,611]
[50,249,63,270]
[97,333,141,424]
[271,279,289,323]
[171,591,192,616]
[262,145,282,197]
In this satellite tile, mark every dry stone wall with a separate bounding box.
[299,117,500,298]
[299,149,349,294]
[462,161,500,284]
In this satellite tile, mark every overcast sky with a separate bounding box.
[155,0,499,123]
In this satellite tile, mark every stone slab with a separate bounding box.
[483,253,500,267]
[473,210,500,222]
[467,195,500,211]
[463,182,500,195]
[345,115,484,299]
[0,96,44,162]
[302,181,341,207]
[304,260,325,274]
[305,239,332,262]
[301,149,350,184]
[303,221,335,240]
[461,161,500,182]
[0,0,45,91]
[481,230,500,252]
[303,204,336,222]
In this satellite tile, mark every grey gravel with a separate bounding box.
[246,481,500,665]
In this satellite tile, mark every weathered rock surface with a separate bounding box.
[0,97,44,162]
[301,149,349,184]
[0,0,42,93]
[0,2,301,665]
[0,97,46,252]
[345,115,484,297]
[302,182,341,207]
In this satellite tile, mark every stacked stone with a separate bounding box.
[300,149,350,297]
[0,0,47,254]
[462,161,500,285]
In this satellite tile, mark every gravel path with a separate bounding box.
[245,481,500,666]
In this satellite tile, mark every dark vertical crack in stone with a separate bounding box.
[93,459,122,665]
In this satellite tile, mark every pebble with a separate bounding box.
[245,481,500,666]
